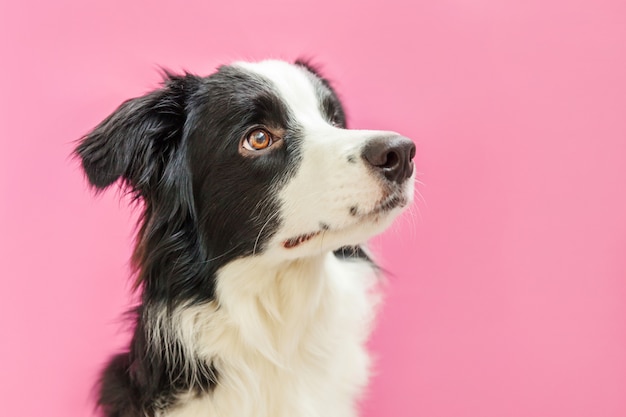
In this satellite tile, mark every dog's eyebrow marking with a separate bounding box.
[347,155,356,164]
[349,206,358,216]
[236,60,323,125]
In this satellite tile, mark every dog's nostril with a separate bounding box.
[362,135,415,184]
[381,150,400,170]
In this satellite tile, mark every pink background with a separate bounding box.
[1,0,625,416]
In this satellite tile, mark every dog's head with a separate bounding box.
[76,60,415,301]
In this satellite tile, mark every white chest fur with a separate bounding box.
[163,252,380,417]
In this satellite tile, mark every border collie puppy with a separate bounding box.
[76,59,415,417]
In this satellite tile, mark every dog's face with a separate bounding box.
[231,61,415,260]
[76,60,414,297]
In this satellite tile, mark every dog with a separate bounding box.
[75,59,415,417]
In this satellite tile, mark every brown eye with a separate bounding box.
[243,129,273,151]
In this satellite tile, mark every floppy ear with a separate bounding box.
[75,73,200,193]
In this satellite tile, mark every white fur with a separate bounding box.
[163,253,378,417]
[155,60,413,417]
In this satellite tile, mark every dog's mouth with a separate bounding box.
[367,193,407,217]
[282,192,407,249]
[283,231,322,249]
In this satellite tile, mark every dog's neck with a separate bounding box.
[209,252,347,364]
[215,252,332,319]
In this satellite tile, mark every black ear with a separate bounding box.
[294,58,348,128]
[75,73,200,192]
[294,58,328,83]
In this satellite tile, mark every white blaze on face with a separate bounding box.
[237,60,414,257]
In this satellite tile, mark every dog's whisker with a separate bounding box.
[252,211,280,256]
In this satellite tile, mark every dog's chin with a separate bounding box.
[275,189,412,259]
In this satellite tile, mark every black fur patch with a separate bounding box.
[76,66,303,304]
[98,307,218,417]
[76,65,308,415]
[333,245,374,263]
[76,61,354,416]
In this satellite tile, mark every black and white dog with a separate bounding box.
[76,59,415,417]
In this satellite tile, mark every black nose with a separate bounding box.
[362,135,416,183]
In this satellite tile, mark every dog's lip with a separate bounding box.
[283,231,322,249]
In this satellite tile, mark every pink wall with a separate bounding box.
[1,0,625,416]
